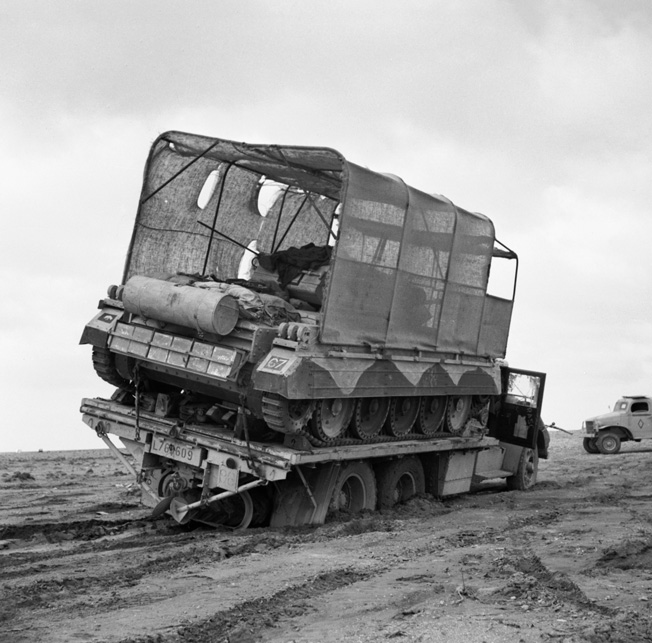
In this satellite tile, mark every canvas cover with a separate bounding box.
[320,163,509,356]
[124,131,514,358]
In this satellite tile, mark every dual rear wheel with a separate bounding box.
[328,456,426,517]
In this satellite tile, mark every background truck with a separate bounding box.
[582,396,652,454]
[80,130,548,528]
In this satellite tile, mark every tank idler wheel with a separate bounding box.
[583,437,600,454]
[310,398,355,442]
[328,461,377,515]
[416,396,447,436]
[376,456,426,509]
[446,395,473,435]
[351,397,390,439]
[385,397,420,437]
[261,394,314,434]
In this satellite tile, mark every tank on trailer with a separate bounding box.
[80,131,547,529]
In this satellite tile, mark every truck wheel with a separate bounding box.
[376,456,425,509]
[328,461,377,514]
[597,432,621,455]
[583,438,599,454]
[506,448,538,491]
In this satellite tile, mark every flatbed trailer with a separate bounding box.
[81,392,545,529]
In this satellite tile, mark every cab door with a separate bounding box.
[490,367,546,450]
[629,399,652,439]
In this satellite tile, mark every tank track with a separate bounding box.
[261,393,489,449]
[92,346,130,388]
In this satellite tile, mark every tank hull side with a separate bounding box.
[253,349,500,399]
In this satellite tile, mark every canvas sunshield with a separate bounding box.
[123,131,514,358]
[321,164,503,356]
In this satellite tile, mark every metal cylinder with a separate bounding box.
[121,275,239,336]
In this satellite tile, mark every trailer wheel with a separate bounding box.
[596,431,621,455]
[328,461,377,515]
[376,456,425,509]
[506,448,538,491]
[583,438,599,454]
[198,491,255,530]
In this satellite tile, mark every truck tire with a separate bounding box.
[376,456,425,509]
[329,461,377,515]
[583,438,599,454]
[596,431,621,455]
[506,448,538,491]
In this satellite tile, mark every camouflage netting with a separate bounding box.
[124,131,343,283]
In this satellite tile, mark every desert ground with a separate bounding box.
[2,432,652,643]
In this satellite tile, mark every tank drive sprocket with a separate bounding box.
[261,393,314,434]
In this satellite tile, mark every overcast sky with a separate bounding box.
[1,0,651,451]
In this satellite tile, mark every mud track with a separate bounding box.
[3,435,652,642]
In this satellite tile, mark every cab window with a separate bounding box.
[631,401,649,413]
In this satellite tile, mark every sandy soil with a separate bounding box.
[2,433,652,643]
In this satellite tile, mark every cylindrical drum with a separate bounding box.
[121,276,239,336]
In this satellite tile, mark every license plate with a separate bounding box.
[151,436,203,467]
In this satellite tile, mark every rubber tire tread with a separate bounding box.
[596,431,621,455]
[506,448,539,491]
[329,461,377,515]
[583,437,600,454]
[376,456,425,509]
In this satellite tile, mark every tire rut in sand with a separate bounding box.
[118,567,378,643]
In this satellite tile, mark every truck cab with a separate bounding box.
[583,396,652,454]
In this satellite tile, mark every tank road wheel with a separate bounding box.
[261,394,314,434]
[416,396,447,436]
[506,448,539,491]
[446,395,473,435]
[583,438,600,454]
[596,431,621,455]
[310,398,355,442]
[385,397,421,437]
[376,456,426,509]
[328,461,377,516]
[351,397,390,439]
